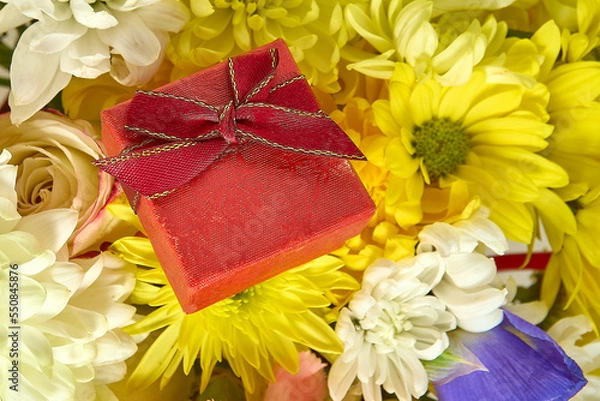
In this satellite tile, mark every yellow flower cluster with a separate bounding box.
[167,0,357,93]
[55,0,600,397]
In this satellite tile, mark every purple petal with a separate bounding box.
[434,311,586,401]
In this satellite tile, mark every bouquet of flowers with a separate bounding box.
[1,0,600,400]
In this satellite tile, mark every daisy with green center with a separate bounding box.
[330,96,475,274]
[168,0,355,93]
[107,203,358,400]
[372,61,568,244]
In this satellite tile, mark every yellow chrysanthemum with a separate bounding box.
[329,96,475,275]
[167,0,355,93]
[371,61,568,245]
[106,205,358,399]
[499,0,600,62]
[537,61,600,329]
[342,0,509,85]
[541,185,600,335]
[62,61,174,122]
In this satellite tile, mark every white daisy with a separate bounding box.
[0,0,189,124]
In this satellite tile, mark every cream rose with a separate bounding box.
[0,110,133,255]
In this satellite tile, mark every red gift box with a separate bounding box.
[96,39,375,313]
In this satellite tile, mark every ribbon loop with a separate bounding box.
[95,42,366,199]
[219,102,238,145]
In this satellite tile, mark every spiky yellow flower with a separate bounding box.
[541,186,600,335]
[107,205,358,398]
[168,0,355,93]
[537,61,600,329]
[371,61,568,245]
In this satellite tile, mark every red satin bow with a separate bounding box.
[94,46,365,198]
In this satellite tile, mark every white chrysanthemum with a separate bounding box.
[0,0,189,124]
[417,208,510,332]
[328,255,456,401]
[0,149,137,401]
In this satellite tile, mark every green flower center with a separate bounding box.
[412,117,470,181]
[231,285,262,305]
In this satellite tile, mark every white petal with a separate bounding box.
[52,341,96,365]
[456,308,504,333]
[410,252,445,288]
[443,253,497,289]
[41,305,108,342]
[0,197,21,234]
[547,315,593,344]
[18,249,56,275]
[434,279,508,332]
[13,0,71,21]
[417,222,464,255]
[18,274,48,320]
[504,301,548,325]
[9,24,64,103]
[29,19,87,53]
[453,209,508,254]
[93,330,137,365]
[0,231,39,263]
[94,362,128,384]
[14,209,78,254]
[23,281,72,323]
[36,261,84,295]
[71,0,118,29]
[105,0,162,12]
[0,3,33,33]
[97,10,161,67]
[132,0,189,32]
[60,32,110,78]
[9,36,72,125]
[328,357,359,401]
[19,358,75,401]
[0,158,18,201]
[20,325,54,372]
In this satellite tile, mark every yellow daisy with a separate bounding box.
[107,205,358,399]
[371,62,568,245]
[329,96,475,275]
[167,0,355,93]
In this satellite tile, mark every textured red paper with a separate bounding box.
[101,40,375,313]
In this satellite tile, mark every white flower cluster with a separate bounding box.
[0,150,138,401]
[0,0,189,124]
[329,208,509,401]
